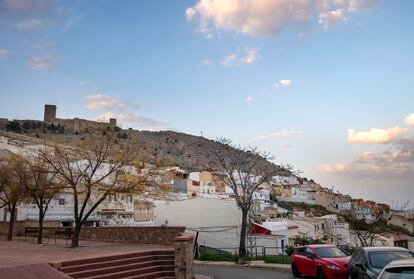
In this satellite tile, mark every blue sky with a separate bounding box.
[0,0,413,206]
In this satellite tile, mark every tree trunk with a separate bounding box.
[37,208,44,244]
[239,209,248,261]
[7,206,16,241]
[71,223,82,248]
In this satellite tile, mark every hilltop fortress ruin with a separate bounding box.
[43,104,117,133]
[0,105,117,134]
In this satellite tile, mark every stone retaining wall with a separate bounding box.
[79,226,186,246]
[174,233,194,279]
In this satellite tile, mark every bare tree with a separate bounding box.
[347,202,410,247]
[209,139,291,261]
[38,131,153,248]
[0,155,28,240]
[346,214,386,247]
[21,157,60,244]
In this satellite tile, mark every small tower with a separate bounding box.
[44,104,57,123]
[109,118,117,128]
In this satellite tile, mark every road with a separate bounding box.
[195,265,295,279]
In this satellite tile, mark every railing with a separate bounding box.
[196,245,291,263]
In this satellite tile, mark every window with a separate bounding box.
[304,248,315,257]
[315,247,347,258]
[58,199,65,205]
[380,267,414,279]
[368,251,413,269]
[108,194,117,202]
[127,195,132,203]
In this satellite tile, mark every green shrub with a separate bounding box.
[198,253,238,262]
[263,255,291,264]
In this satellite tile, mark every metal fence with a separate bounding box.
[196,245,290,261]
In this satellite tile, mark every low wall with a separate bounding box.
[174,233,194,279]
[79,226,186,246]
[0,222,186,246]
[0,221,62,238]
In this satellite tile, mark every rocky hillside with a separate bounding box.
[0,120,291,173]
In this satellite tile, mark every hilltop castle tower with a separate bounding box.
[44,104,57,123]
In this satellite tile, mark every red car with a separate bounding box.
[291,244,351,279]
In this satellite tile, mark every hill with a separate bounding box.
[0,119,290,174]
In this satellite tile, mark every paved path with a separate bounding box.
[0,238,171,268]
[195,265,295,279]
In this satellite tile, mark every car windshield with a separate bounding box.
[380,267,414,279]
[315,247,347,258]
[368,252,414,269]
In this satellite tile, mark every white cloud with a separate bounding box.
[318,163,350,173]
[186,0,378,37]
[86,94,128,110]
[254,129,303,140]
[319,9,347,29]
[16,18,44,31]
[28,54,54,70]
[201,59,211,65]
[405,113,414,127]
[0,48,10,59]
[245,96,253,102]
[347,127,408,144]
[222,54,237,66]
[95,112,166,131]
[244,48,258,64]
[222,47,259,66]
[185,7,196,20]
[274,79,293,89]
[1,0,54,14]
[318,148,414,177]
[348,0,378,12]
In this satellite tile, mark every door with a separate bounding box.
[302,248,317,276]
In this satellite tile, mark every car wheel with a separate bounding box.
[291,263,301,278]
[317,267,326,279]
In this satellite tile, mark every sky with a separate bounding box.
[0,0,413,207]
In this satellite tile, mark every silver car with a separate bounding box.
[377,259,414,279]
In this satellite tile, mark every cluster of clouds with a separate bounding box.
[27,54,55,70]
[254,128,303,140]
[347,127,408,144]
[85,94,166,131]
[245,79,292,104]
[0,0,81,71]
[274,79,292,89]
[186,0,378,38]
[222,47,259,66]
[319,112,414,178]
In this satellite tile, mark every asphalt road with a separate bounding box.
[195,265,295,279]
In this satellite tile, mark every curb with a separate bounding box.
[194,260,291,272]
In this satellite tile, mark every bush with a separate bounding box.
[6,121,21,132]
[285,245,295,256]
[198,253,239,262]
[263,255,291,264]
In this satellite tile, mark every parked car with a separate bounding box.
[291,244,351,279]
[377,259,414,279]
[348,247,414,279]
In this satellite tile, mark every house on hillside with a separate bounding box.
[388,214,414,234]
[351,199,375,221]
